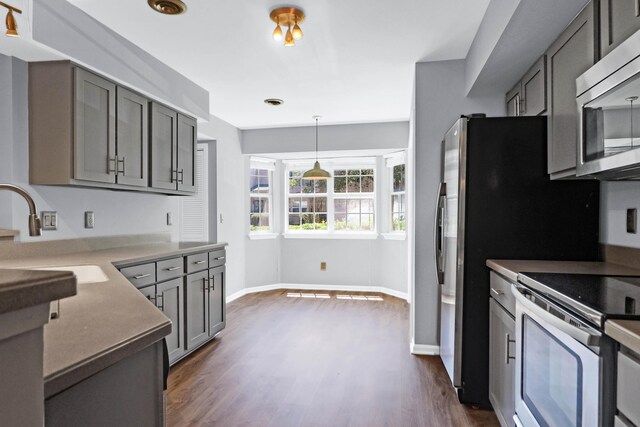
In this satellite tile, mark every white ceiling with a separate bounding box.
[65,0,490,129]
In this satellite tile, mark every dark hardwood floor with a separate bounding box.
[167,290,498,427]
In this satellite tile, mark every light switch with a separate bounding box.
[41,211,57,231]
[85,211,94,229]
[627,208,637,234]
[321,262,327,271]
[167,212,173,226]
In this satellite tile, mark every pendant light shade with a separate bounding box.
[303,116,331,180]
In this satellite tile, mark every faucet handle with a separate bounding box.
[29,214,42,237]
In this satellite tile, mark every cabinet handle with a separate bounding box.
[209,276,215,292]
[171,169,177,183]
[146,294,156,305]
[202,277,209,292]
[505,333,516,364]
[213,256,225,261]
[178,169,184,184]
[156,293,164,311]
[133,273,151,279]
[117,156,126,175]
[108,157,117,174]
[165,266,181,271]
[490,288,504,297]
[194,260,207,265]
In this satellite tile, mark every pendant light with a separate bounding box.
[303,116,331,180]
[0,1,21,37]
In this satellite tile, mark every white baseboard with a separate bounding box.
[410,340,440,355]
[227,283,409,304]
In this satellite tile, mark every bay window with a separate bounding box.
[249,158,275,233]
[386,153,406,233]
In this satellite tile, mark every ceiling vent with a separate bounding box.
[264,98,284,106]
[148,0,187,15]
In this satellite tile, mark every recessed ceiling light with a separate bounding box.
[264,98,284,106]
[148,0,187,15]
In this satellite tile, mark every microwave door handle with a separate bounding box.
[434,183,446,284]
[512,284,601,347]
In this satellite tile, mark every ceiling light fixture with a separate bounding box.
[264,98,284,106]
[270,7,304,47]
[148,0,187,15]
[303,116,331,180]
[0,1,21,38]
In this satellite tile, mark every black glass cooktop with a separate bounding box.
[518,272,640,325]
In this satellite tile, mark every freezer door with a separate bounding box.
[439,118,465,387]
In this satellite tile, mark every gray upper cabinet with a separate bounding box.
[29,61,196,195]
[116,87,148,187]
[505,83,521,117]
[74,68,117,184]
[208,266,225,337]
[521,56,547,116]
[186,270,210,350]
[489,297,516,427]
[157,278,185,363]
[546,3,596,178]
[177,114,197,192]
[504,56,546,117]
[600,0,640,57]
[150,103,178,191]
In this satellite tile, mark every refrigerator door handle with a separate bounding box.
[434,182,446,284]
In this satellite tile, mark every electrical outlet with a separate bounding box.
[84,211,94,229]
[627,208,637,234]
[167,212,173,226]
[41,211,58,231]
[321,262,327,271]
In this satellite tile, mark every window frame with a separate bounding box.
[248,158,275,235]
[386,152,407,235]
[283,159,378,237]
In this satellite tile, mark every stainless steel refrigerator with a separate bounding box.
[434,116,600,407]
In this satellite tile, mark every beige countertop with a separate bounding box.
[0,269,76,314]
[487,259,640,356]
[0,238,226,398]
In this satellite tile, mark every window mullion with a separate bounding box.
[327,176,334,232]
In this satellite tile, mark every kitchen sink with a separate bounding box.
[30,265,109,285]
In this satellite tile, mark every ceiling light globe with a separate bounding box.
[284,27,295,46]
[5,10,18,37]
[272,24,283,41]
[292,24,303,40]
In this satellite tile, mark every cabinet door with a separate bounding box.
[116,87,148,187]
[546,3,596,176]
[208,266,225,337]
[139,284,157,305]
[505,83,521,117]
[74,68,116,184]
[157,278,185,363]
[186,270,209,350]
[489,298,516,427]
[522,56,547,116]
[150,103,178,191]
[177,114,197,192]
[601,0,640,57]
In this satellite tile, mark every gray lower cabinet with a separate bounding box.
[489,296,516,427]
[545,2,596,178]
[617,348,640,426]
[600,0,640,58]
[157,278,185,362]
[208,266,226,337]
[186,270,210,350]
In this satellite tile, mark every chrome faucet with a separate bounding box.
[0,184,42,236]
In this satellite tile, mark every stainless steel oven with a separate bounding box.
[512,283,603,427]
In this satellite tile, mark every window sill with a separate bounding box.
[248,233,279,240]
[381,233,407,241]
[283,232,379,240]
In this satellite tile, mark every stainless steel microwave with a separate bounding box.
[577,29,640,179]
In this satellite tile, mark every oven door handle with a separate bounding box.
[512,283,601,347]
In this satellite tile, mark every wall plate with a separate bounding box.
[41,211,57,231]
[627,208,637,234]
[85,211,95,229]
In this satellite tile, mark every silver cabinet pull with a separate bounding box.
[156,294,164,311]
[165,266,181,271]
[171,169,178,183]
[194,260,207,265]
[505,333,516,364]
[117,156,126,175]
[209,276,215,292]
[491,288,505,297]
[178,169,184,184]
[146,294,156,305]
[108,157,117,174]
[202,277,209,292]
[134,273,151,279]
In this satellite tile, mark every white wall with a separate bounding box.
[0,55,181,242]
[198,115,246,297]
[413,59,505,347]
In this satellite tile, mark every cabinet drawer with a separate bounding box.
[186,252,208,274]
[209,250,226,268]
[156,257,184,282]
[618,350,640,426]
[489,271,516,316]
[120,263,156,288]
